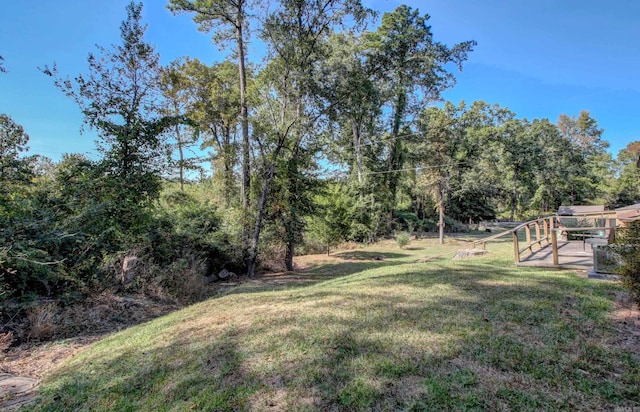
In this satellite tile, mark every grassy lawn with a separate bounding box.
[28,236,640,411]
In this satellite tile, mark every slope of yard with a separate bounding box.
[25,237,640,411]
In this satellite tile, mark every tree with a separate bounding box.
[364,5,475,233]
[0,56,6,73]
[613,221,640,306]
[411,101,505,242]
[495,118,539,220]
[168,0,253,212]
[160,59,203,191]
[319,32,381,186]
[557,111,610,203]
[529,119,574,213]
[610,141,640,207]
[557,110,608,158]
[314,32,388,242]
[414,103,460,244]
[444,101,510,223]
[43,2,182,234]
[246,0,370,276]
[179,58,243,205]
[0,114,31,189]
[307,182,357,255]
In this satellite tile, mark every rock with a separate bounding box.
[0,374,38,411]
[0,374,37,397]
[218,269,237,280]
[120,256,139,286]
[453,249,488,260]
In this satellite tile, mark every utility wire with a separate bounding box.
[365,161,468,175]
[320,161,469,179]
[340,130,428,149]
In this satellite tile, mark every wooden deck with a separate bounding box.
[517,240,594,270]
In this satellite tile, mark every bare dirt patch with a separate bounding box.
[0,336,102,411]
[0,293,182,410]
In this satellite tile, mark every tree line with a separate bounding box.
[1,1,639,308]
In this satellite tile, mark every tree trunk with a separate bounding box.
[236,17,252,272]
[236,20,250,211]
[352,119,362,185]
[246,164,275,278]
[175,123,184,191]
[284,168,298,272]
[285,241,294,271]
[510,169,518,221]
[385,85,406,235]
[438,183,445,245]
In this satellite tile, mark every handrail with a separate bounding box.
[471,229,513,250]
[512,215,619,266]
[512,217,554,263]
[556,226,611,232]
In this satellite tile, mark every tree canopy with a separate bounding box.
[0,1,635,310]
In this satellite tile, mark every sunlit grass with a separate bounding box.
[28,237,639,411]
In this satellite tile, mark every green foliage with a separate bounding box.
[395,231,411,248]
[43,2,186,212]
[364,6,476,234]
[1,0,630,336]
[609,142,640,207]
[306,183,355,254]
[614,221,640,306]
[0,113,32,187]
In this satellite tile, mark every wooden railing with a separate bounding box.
[512,217,554,263]
[549,226,616,266]
[512,213,618,266]
[471,229,514,250]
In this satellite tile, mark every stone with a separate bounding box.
[120,256,139,286]
[218,269,237,280]
[453,249,488,260]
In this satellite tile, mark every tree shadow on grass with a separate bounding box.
[31,262,638,411]
[220,252,414,296]
[330,251,409,260]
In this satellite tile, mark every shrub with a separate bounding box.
[396,232,411,249]
[615,221,640,306]
[27,302,58,341]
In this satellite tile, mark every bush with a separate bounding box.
[27,302,58,341]
[396,232,411,249]
[394,211,419,232]
[615,221,640,306]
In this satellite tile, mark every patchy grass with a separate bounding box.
[27,237,640,411]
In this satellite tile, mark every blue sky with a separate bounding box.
[1,0,639,161]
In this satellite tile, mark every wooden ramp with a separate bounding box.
[517,241,593,270]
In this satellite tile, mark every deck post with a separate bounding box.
[535,221,541,243]
[513,231,520,263]
[525,225,531,252]
[543,219,549,240]
[550,228,559,266]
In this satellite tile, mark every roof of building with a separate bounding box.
[615,202,640,211]
[557,205,606,216]
[617,209,640,222]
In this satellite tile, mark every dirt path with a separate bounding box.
[0,374,38,411]
[0,335,102,410]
